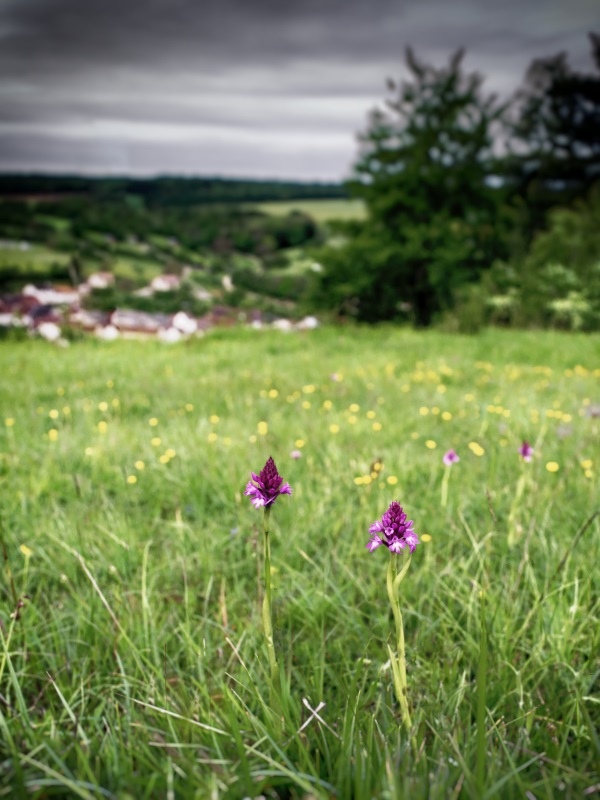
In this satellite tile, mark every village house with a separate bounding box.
[69,308,111,331]
[22,283,79,306]
[171,311,197,334]
[86,272,115,290]
[150,274,181,292]
[0,277,319,342]
[110,309,172,335]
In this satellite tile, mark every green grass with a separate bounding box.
[253,198,366,222]
[0,240,171,286]
[0,327,598,799]
[34,215,71,233]
[0,244,70,271]
[108,256,164,283]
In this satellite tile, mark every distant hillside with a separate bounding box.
[0,175,347,206]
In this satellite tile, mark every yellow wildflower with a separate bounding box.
[468,442,485,457]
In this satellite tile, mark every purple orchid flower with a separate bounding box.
[442,449,460,466]
[244,456,292,509]
[366,501,420,554]
[518,441,534,462]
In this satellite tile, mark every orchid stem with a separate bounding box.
[508,468,527,547]
[441,467,450,509]
[262,506,279,689]
[386,553,412,734]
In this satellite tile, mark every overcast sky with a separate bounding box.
[0,0,597,180]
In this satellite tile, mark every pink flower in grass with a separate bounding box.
[442,449,460,466]
[518,441,534,462]
[366,501,420,554]
[244,456,292,509]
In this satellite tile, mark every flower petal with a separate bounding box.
[366,533,383,552]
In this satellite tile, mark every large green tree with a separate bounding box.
[506,33,600,238]
[315,48,508,326]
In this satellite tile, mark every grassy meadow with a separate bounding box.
[0,327,598,799]
[0,245,70,275]
[252,199,366,223]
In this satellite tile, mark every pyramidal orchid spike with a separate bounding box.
[518,441,534,462]
[366,501,420,554]
[244,456,292,509]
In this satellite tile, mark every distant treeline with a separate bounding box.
[0,175,347,206]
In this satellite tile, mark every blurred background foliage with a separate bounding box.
[311,34,600,330]
[1,34,599,330]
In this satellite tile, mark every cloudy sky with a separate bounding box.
[0,0,597,180]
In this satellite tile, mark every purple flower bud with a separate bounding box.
[244,456,292,509]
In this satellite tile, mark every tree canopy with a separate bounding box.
[506,33,600,237]
[315,48,508,325]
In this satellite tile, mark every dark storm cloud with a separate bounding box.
[1,0,591,79]
[2,0,397,73]
[0,0,597,178]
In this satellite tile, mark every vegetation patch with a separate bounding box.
[0,327,598,797]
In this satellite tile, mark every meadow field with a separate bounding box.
[0,326,598,799]
[252,199,366,223]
